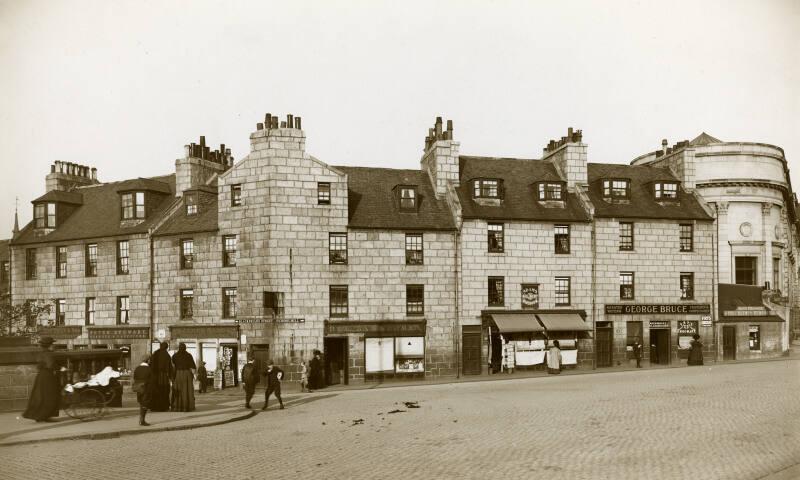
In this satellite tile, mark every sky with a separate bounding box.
[1,0,798,233]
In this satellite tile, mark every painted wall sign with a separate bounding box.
[39,326,83,339]
[605,304,711,315]
[170,325,239,339]
[236,317,305,324]
[701,315,712,327]
[677,320,698,335]
[88,326,149,339]
[326,321,426,337]
[649,320,670,329]
[521,284,539,310]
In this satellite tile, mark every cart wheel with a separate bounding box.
[67,389,105,421]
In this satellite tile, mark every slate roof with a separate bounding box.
[587,163,713,220]
[333,166,456,231]
[154,189,219,237]
[11,174,177,245]
[689,132,722,146]
[32,190,84,205]
[456,156,591,222]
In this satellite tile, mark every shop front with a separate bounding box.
[168,324,240,390]
[86,325,149,378]
[717,284,786,361]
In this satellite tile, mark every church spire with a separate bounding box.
[12,196,19,238]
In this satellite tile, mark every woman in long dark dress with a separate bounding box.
[309,350,324,390]
[171,343,196,412]
[149,342,173,411]
[22,336,61,422]
[687,334,704,366]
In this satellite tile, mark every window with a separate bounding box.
[117,240,129,274]
[679,224,693,252]
[85,298,95,326]
[180,289,194,319]
[555,277,571,306]
[735,257,757,285]
[1,261,8,283]
[521,284,539,309]
[680,273,694,300]
[619,222,634,251]
[405,234,423,265]
[399,187,416,210]
[488,223,504,253]
[538,183,562,200]
[222,235,237,267]
[121,192,145,219]
[181,239,194,269]
[772,257,781,291]
[406,285,424,315]
[749,326,761,351]
[85,244,98,277]
[231,185,242,207]
[263,292,285,318]
[56,246,67,279]
[602,179,630,199]
[222,288,237,318]
[25,299,37,327]
[554,225,570,254]
[620,272,635,300]
[329,233,347,264]
[55,299,66,326]
[655,182,678,199]
[318,183,331,205]
[117,296,130,324]
[677,321,699,350]
[34,203,56,228]
[329,285,348,317]
[626,321,643,352]
[185,193,198,215]
[488,277,504,306]
[25,248,36,280]
[474,179,501,198]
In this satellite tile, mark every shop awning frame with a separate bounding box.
[536,313,592,332]
[489,313,545,333]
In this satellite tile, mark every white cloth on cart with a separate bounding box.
[561,349,578,365]
[515,350,545,366]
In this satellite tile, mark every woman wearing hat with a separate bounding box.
[22,336,61,422]
[687,334,704,366]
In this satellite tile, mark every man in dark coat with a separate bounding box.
[132,355,153,426]
[241,358,259,409]
[262,360,284,411]
[148,342,173,411]
[22,336,61,422]
[632,338,643,368]
[688,334,704,366]
[309,350,324,391]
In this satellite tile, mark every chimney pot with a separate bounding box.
[199,136,206,148]
[568,127,574,138]
[91,168,97,180]
[280,121,287,128]
[271,117,279,129]
[257,123,264,130]
[447,120,453,132]
[287,114,293,127]
[265,113,272,127]
[295,117,302,129]
[50,164,55,173]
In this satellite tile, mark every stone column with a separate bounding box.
[762,203,773,289]
[716,202,731,284]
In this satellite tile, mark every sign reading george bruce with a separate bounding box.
[605,304,711,315]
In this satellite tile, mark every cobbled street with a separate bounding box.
[1,360,798,480]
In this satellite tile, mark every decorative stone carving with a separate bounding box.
[739,222,752,237]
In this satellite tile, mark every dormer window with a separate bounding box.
[474,179,501,198]
[185,193,198,215]
[399,186,417,210]
[121,192,145,219]
[655,182,678,200]
[602,179,630,199]
[34,203,56,228]
[538,182,563,201]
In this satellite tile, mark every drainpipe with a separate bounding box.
[591,219,597,370]
[149,232,155,351]
[454,229,461,379]
[712,215,719,363]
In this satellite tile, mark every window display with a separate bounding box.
[365,338,394,373]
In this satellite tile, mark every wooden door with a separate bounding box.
[723,326,736,361]
[596,327,613,367]
[462,327,482,375]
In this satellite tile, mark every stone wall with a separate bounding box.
[0,363,38,411]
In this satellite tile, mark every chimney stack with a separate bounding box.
[542,127,588,189]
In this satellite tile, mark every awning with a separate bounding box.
[718,315,784,323]
[536,313,591,331]
[490,313,545,333]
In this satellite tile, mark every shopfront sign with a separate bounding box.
[677,320,698,335]
[39,326,83,339]
[235,317,305,324]
[521,284,539,310]
[700,315,712,327]
[649,320,670,329]
[88,326,149,340]
[169,325,239,339]
[605,304,711,315]
[326,321,426,337]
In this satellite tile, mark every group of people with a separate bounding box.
[240,349,325,411]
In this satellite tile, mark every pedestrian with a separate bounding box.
[309,350,324,391]
[241,357,259,409]
[547,340,562,375]
[22,336,61,422]
[262,360,284,411]
[149,341,173,411]
[688,334,704,366]
[299,360,308,393]
[632,338,643,368]
[132,355,153,426]
[171,342,196,412]
[196,361,208,394]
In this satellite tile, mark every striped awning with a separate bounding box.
[490,313,545,333]
[536,313,591,331]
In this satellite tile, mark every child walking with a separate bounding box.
[299,361,308,392]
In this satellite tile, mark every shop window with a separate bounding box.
[602,179,630,199]
[405,233,424,265]
[185,193,198,215]
[488,277,504,306]
[680,273,694,299]
[406,285,424,315]
[117,240,129,275]
[474,179,501,199]
[56,246,67,279]
[488,223,504,253]
[655,182,678,199]
[620,272,635,300]
[85,243,98,277]
[395,337,425,373]
[116,345,132,376]
[626,321,643,350]
[318,183,331,205]
[555,277,571,306]
[329,233,347,264]
[679,224,693,252]
[263,291,285,318]
[735,257,757,285]
[222,235,237,267]
[677,321,698,350]
[181,239,194,269]
[26,248,37,280]
[121,192,145,219]
[34,202,56,228]
[329,285,348,317]
[85,297,95,326]
[554,225,570,254]
[399,186,417,210]
[748,326,760,351]
[222,287,237,318]
[55,299,66,326]
[117,296,130,325]
[619,222,634,251]
[365,337,394,373]
[538,182,562,201]
[181,289,194,319]
[521,284,539,309]
[231,184,242,207]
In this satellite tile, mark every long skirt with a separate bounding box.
[547,368,561,375]
[22,370,61,421]
[149,372,171,412]
[171,369,195,412]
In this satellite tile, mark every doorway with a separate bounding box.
[649,329,670,365]
[489,330,502,373]
[251,344,270,382]
[324,337,348,386]
[723,326,736,360]
[596,322,613,367]
[462,326,482,375]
